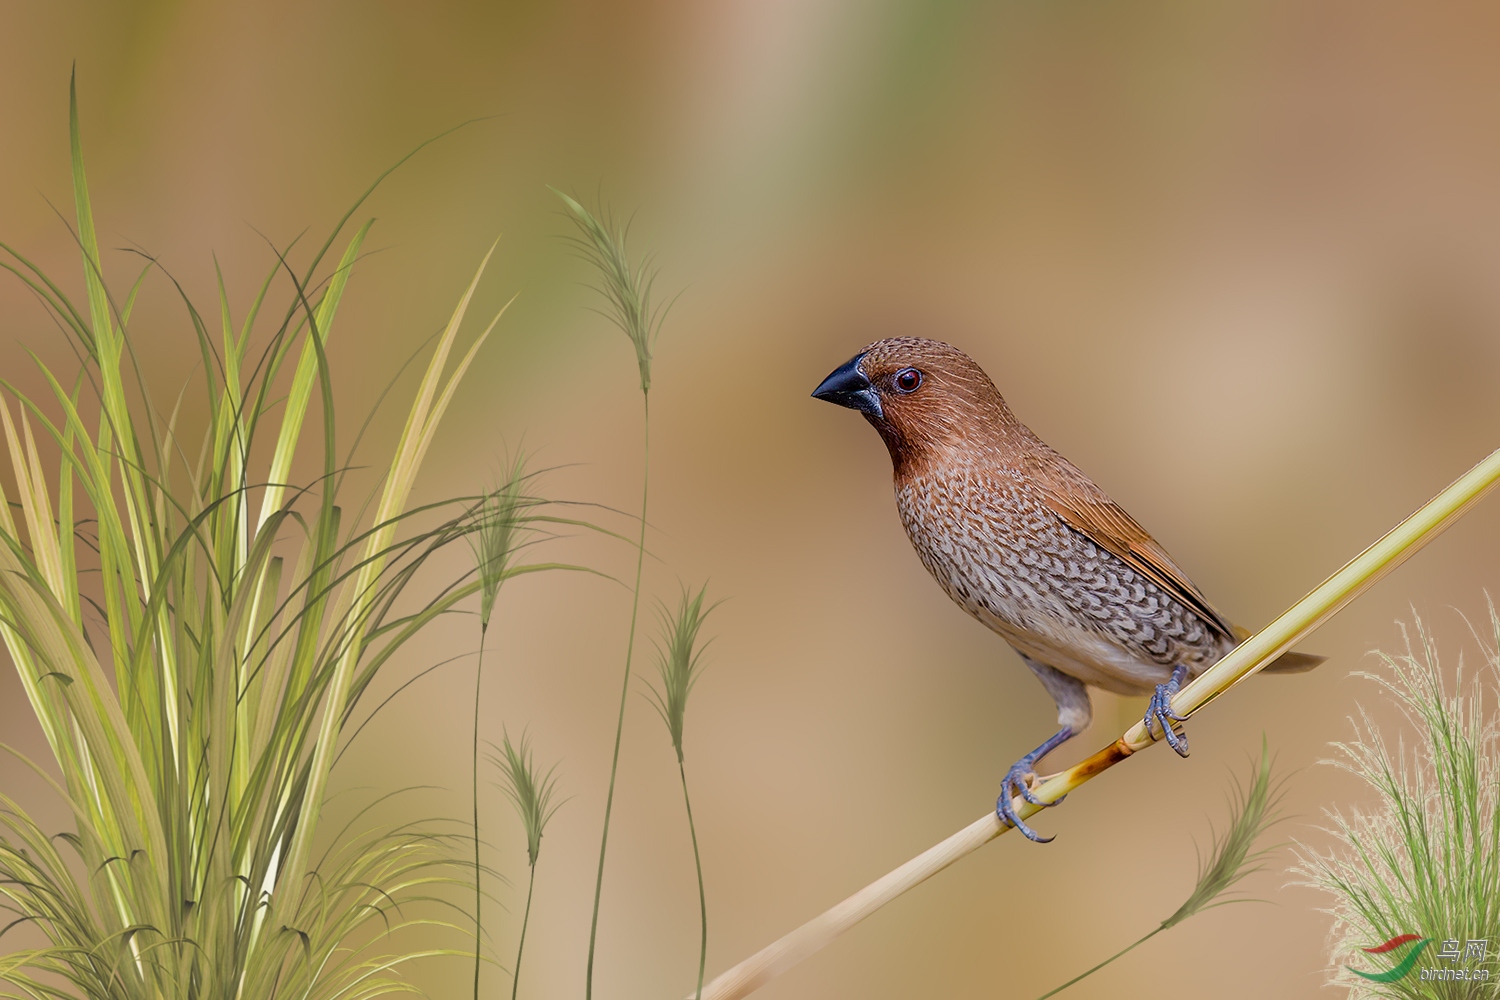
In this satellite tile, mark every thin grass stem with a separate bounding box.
[473,625,488,1000]
[680,757,708,1000]
[513,862,536,1000]
[1035,927,1162,1000]
[587,391,650,999]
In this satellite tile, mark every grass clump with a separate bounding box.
[1295,608,1500,998]
[0,78,528,1000]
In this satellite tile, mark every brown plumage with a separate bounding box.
[812,336,1321,841]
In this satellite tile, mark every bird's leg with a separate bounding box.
[1000,655,1091,842]
[996,726,1075,843]
[1143,662,1191,757]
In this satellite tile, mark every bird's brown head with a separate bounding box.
[811,337,1016,471]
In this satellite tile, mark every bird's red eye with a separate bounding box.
[894,368,922,393]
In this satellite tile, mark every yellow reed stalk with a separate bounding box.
[697,445,1500,1000]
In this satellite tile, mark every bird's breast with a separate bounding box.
[893,469,1229,694]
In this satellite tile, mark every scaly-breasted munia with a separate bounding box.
[813,337,1320,841]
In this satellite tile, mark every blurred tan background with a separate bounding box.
[4,2,1500,997]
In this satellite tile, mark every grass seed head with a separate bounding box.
[469,452,539,631]
[491,730,563,868]
[553,189,665,395]
[1162,736,1287,930]
[646,583,717,762]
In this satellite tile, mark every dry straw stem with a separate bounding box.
[697,445,1500,1000]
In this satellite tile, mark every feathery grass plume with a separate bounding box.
[647,584,717,760]
[1036,738,1287,999]
[1293,608,1500,998]
[0,78,541,1000]
[490,730,563,1000]
[646,584,718,1000]
[552,189,664,394]
[466,453,538,1000]
[473,454,536,632]
[556,188,670,999]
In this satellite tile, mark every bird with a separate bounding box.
[811,337,1321,841]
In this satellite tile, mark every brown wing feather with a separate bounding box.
[1020,445,1237,641]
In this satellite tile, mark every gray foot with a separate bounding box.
[1143,663,1191,757]
[995,726,1074,843]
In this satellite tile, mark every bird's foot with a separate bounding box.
[996,761,1060,843]
[995,726,1074,843]
[1143,663,1191,757]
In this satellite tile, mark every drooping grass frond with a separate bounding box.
[646,583,717,761]
[1162,736,1286,929]
[553,190,663,394]
[1035,739,1286,999]
[1293,607,1500,999]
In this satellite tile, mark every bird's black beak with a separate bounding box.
[812,353,882,419]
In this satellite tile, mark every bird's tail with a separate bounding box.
[1231,625,1326,673]
[1260,650,1326,673]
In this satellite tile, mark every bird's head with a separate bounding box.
[811,337,1014,469]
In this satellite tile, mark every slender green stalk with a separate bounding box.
[1036,928,1162,1000]
[514,862,537,1000]
[587,392,650,998]
[473,625,488,1000]
[680,757,708,1000]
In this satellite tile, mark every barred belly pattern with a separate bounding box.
[895,470,1231,695]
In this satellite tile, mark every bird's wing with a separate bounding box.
[1023,446,1237,641]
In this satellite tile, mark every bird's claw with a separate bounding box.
[996,760,1067,842]
[996,762,1052,842]
[1143,665,1191,757]
[994,725,1075,842]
